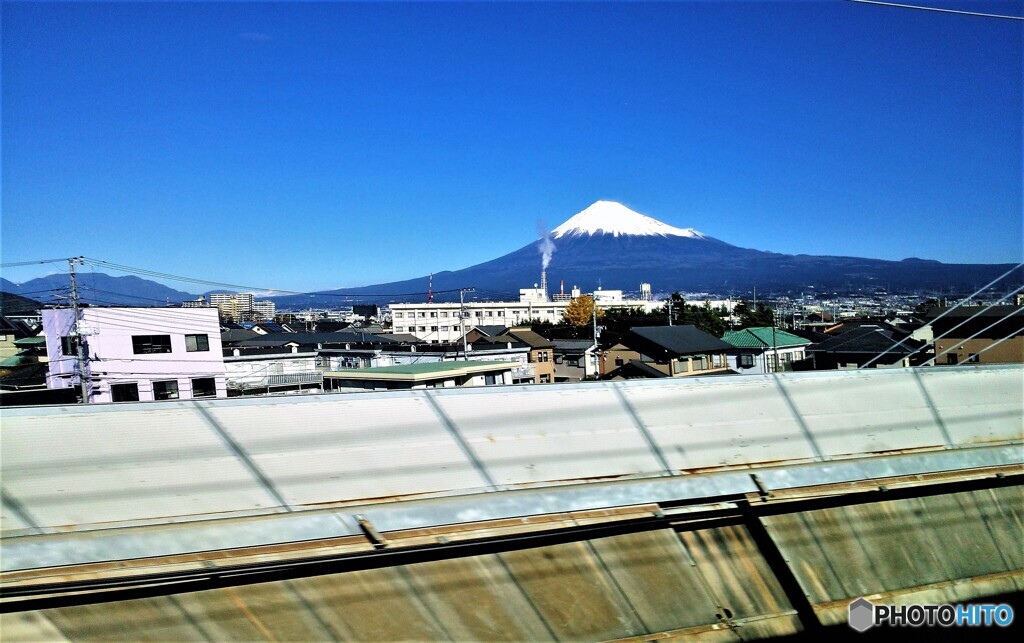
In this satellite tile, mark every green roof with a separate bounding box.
[721,327,810,349]
[13,336,46,347]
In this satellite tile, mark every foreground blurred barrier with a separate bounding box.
[1,366,1021,640]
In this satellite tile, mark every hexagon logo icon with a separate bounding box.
[848,597,875,632]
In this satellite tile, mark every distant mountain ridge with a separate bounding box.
[3,202,1016,310]
[0,273,197,306]
[271,201,1019,307]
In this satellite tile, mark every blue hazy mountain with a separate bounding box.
[0,273,197,306]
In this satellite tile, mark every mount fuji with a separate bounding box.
[272,201,1017,306]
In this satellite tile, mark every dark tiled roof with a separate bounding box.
[505,328,555,349]
[604,360,670,380]
[472,325,509,337]
[625,325,733,357]
[553,339,596,352]
[221,329,260,344]
[808,326,924,354]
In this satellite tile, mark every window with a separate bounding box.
[537,351,549,362]
[394,312,403,319]
[440,312,449,318]
[539,374,551,383]
[153,380,179,400]
[946,354,958,365]
[440,326,449,331]
[615,357,624,366]
[191,377,217,398]
[967,353,980,363]
[568,359,579,367]
[430,312,437,318]
[395,326,404,332]
[132,335,172,354]
[693,356,709,371]
[111,383,139,402]
[485,374,498,385]
[185,334,209,352]
[430,326,438,331]
[61,335,79,355]
[739,354,755,369]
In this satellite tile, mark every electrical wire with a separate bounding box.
[81,257,472,298]
[847,0,1024,20]
[0,258,74,268]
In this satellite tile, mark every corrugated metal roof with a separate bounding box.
[722,327,811,349]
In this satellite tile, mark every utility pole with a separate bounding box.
[68,256,89,403]
[459,287,474,360]
[591,301,599,379]
[771,323,779,374]
[667,299,673,326]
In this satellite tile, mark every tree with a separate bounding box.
[564,295,602,327]
[733,300,775,328]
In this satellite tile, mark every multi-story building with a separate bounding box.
[208,293,255,321]
[389,286,662,343]
[251,300,276,320]
[43,307,226,403]
[181,296,210,308]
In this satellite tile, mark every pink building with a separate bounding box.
[43,307,226,403]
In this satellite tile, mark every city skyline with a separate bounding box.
[3,1,1021,292]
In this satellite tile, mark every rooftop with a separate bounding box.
[722,327,811,349]
[324,360,514,381]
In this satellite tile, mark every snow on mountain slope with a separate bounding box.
[551,201,704,239]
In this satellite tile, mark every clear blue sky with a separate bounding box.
[3,0,1021,292]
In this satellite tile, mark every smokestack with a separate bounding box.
[541,269,548,300]
[560,279,564,296]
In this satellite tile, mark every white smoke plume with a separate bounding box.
[536,221,556,270]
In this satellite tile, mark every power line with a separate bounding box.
[80,257,470,299]
[847,0,1024,20]
[0,257,75,268]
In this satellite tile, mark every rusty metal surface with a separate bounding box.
[762,486,1024,607]
[0,521,809,641]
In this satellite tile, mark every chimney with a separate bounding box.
[540,270,548,301]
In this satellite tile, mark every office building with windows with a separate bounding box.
[42,307,226,403]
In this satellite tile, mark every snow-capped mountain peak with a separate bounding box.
[551,201,704,239]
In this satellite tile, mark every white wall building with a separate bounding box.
[389,288,662,343]
[43,307,226,403]
[251,300,276,320]
[208,293,255,320]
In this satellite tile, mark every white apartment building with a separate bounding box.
[251,300,276,320]
[208,293,255,320]
[43,307,227,403]
[389,287,663,343]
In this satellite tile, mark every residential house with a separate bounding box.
[43,307,226,403]
[722,327,811,374]
[502,327,556,384]
[603,326,733,378]
[928,305,1024,365]
[323,361,514,392]
[805,325,927,369]
[552,339,600,382]
[0,317,37,361]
